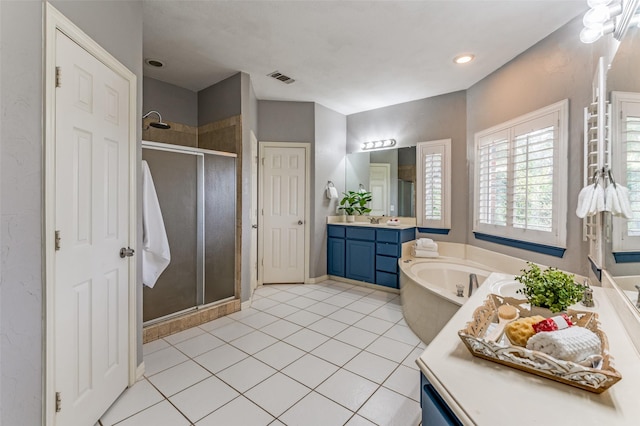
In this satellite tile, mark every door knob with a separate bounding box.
[298,220,303,225]
[120,247,135,258]
[251,224,258,229]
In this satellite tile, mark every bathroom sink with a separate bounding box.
[489,279,524,298]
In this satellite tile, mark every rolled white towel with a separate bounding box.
[415,242,438,252]
[414,249,439,258]
[416,238,434,248]
[526,326,601,363]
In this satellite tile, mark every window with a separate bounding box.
[417,139,451,229]
[611,91,640,253]
[474,100,568,250]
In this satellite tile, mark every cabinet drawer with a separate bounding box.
[421,373,462,426]
[376,242,401,257]
[346,227,376,241]
[376,229,400,243]
[375,271,398,288]
[376,255,398,273]
[327,225,345,238]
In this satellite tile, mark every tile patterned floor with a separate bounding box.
[99,281,425,426]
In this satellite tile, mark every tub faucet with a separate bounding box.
[581,279,594,308]
[468,273,479,297]
[369,216,380,224]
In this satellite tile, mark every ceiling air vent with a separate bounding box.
[267,71,295,84]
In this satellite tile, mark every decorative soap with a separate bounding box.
[532,314,573,333]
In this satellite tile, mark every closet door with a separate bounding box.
[142,149,198,321]
[204,154,236,303]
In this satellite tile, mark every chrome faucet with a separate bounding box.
[369,216,380,224]
[468,273,479,297]
[581,279,594,308]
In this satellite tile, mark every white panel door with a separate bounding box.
[370,163,390,216]
[54,31,130,426]
[262,147,305,283]
[250,132,259,292]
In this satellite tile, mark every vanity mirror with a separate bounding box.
[345,146,416,217]
[605,24,640,309]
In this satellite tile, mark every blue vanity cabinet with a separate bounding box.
[345,227,376,283]
[421,373,463,426]
[375,228,415,288]
[327,225,346,277]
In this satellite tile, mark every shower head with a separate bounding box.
[142,110,171,130]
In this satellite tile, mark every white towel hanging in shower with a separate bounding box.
[142,160,171,288]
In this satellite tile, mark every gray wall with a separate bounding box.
[466,16,598,275]
[143,76,198,127]
[198,73,242,125]
[0,1,143,424]
[313,104,347,278]
[347,91,468,243]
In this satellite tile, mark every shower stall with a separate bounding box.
[142,141,237,324]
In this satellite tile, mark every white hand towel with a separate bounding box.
[615,184,633,219]
[576,184,595,218]
[587,182,605,216]
[526,326,601,363]
[415,242,438,251]
[414,249,439,258]
[417,238,434,248]
[604,184,620,214]
[326,186,339,200]
[142,161,171,288]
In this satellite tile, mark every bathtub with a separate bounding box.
[400,257,496,344]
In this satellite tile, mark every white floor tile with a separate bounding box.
[260,319,303,340]
[307,317,349,337]
[146,360,211,397]
[311,339,361,367]
[357,386,421,426]
[169,376,239,423]
[402,347,423,370]
[383,324,421,346]
[334,326,379,349]
[142,339,170,357]
[254,286,282,297]
[284,310,323,327]
[174,333,225,358]
[304,289,335,301]
[345,414,377,425]
[100,379,164,425]
[324,294,358,307]
[344,351,398,384]
[251,297,280,311]
[365,336,415,363]
[209,321,255,342]
[282,354,339,388]
[236,311,280,329]
[346,300,381,315]
[267,291,298,303]
[383,365,421,402]
[285,295,318,309]
[194,344,248,373]
[279,391,353,426]
[264,303,300,318]
[230,330,278,354]
[282,285,315,296]
[144,346,190,377]
[369,305,404,323]
[216,357,277,392]
[305,301,341,316]
[253,341,305,370]
[196,396,274,426]
[227,307,261,320]
[316,369,378,411]
[115,400,190,426]
[244,372,310,417]
[198,315,236,332]
[330,308,366,325]
[368,290,399,303]
[339,289,366,300]
[353,316,395,334]
[270,421,286,426]
[283,328,330,352]
[163,326,205,345]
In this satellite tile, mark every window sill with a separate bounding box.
[417,228,450,235]
[613,252,640,263]
[473,232,566,258]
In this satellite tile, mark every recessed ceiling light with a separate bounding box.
[145,58,165,68]
[453,54,475,64]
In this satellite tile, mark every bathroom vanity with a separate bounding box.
[327,222,415,289]
[417,273,640,425]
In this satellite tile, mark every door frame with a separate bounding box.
[257,142,311,285]
[43,4,138,425]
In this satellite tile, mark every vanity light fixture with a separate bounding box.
[580,0,624,43]
[453,54,475,64]
[361,139,397,151]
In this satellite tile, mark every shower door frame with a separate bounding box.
[142,141,237,326]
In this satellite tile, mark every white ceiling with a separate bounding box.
[143,1,586,115]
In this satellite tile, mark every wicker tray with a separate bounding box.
[458,294,622,394]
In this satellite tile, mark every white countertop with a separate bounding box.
[327,221,416,230]
[417,272,640,426]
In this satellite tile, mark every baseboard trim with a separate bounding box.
[327,275,400,294]
[241,298,252,310]
[307,275,328,284]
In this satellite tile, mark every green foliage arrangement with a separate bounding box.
[515,262,584,313]
[339,190,372,215]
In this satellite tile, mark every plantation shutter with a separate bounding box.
[417,140,451,229]
[477,131,509,227]
[623,114,640,237]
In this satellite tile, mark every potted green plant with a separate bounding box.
[515,262,584,314]
[339,190,372,222]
